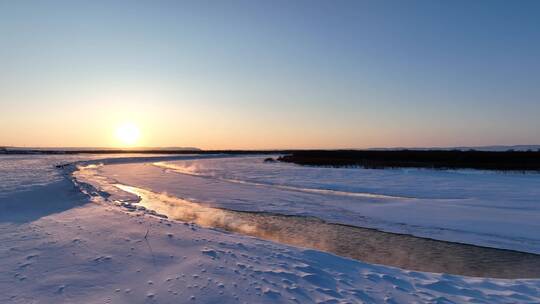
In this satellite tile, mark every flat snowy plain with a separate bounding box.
[1,154,539,303]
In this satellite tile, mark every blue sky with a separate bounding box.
[1,0,539,148]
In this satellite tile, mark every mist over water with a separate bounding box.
[117,184,540,279]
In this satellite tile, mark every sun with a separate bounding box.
[115,123,140,146]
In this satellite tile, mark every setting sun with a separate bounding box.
[115,123,140,146]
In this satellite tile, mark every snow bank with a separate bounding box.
[2,204,539,303]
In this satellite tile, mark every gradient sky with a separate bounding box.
[1,0,539,149]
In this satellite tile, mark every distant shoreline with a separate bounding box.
[3,148,540,171]
[0,148,288,155]
[277,150,540,171]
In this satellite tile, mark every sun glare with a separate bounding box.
[115,123,140,146]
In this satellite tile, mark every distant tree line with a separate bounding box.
[277,150,540,171]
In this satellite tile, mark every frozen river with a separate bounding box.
[80,155,540,254]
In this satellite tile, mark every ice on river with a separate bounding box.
[94,155,540,254]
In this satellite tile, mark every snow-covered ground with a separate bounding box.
[1,154,540,303]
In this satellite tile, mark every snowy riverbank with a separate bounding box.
[1,154,539,303]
